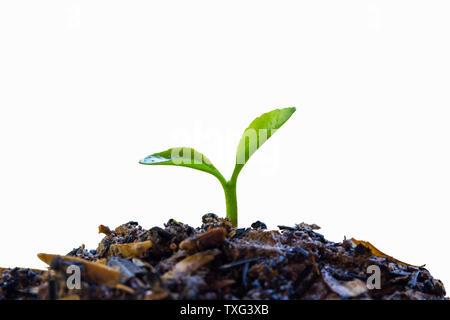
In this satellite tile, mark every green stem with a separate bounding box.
[223,180,238,227]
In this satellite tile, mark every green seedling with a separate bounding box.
[139,107,296,227]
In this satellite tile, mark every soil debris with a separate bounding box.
[1,214,447,300]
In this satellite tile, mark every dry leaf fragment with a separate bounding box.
[37,253,120,287]
[162,249,220,280]
[98,224,112,236]
[107,257,144,283]
[321,269,368,298]
[109,240,152,258]
[350,238,425,268]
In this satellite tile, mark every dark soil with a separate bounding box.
[0,214,447,300]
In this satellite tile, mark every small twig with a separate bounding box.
[219,256,262,270]
[242,262,250,287]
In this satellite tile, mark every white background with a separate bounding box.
[1,1,449,293]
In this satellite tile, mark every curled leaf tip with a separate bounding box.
[350,238,424,268]
[37,253,49,264]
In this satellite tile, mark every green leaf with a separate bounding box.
[231,107,296,181]
[139,147,226,185]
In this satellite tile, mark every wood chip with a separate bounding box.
[37,253,120,287]
[115,283,136,295]
[109,240,152,258]
[179,227,227,252]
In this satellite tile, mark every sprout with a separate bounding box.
[140,107,296,227]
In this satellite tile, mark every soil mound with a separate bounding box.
[1,214,446,300]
